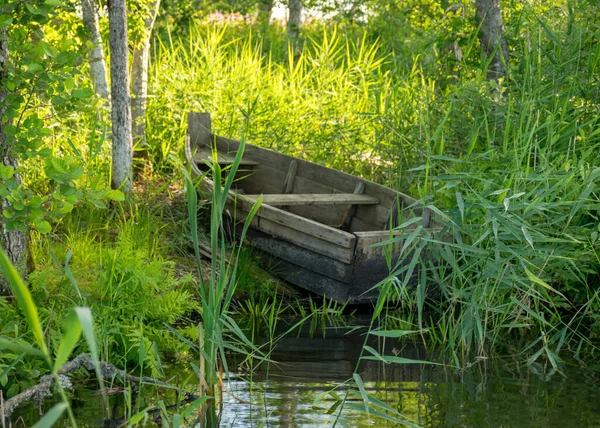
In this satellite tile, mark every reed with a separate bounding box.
[181,134,263,421]
[145,6,600,365]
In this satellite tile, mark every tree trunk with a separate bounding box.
[257,0,273,32]
[0,28,28,295]
[109,0,133,193]
[287,0,302,40]
[131,0,161,157]
[81,0,109,99]
[475,0,509,81]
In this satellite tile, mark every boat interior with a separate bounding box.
[191,137,419,234]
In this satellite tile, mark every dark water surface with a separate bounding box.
[11,322,600,427]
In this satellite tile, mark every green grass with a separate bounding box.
[3,0,600,423]
[142,3,600,366]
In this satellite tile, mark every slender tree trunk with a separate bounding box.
[257,0,273,32]
[81,0,109,99]
[109,0,133,193]
[287,0,302,40]
[0,28,28,295]
[131,0,161,157]
[475,0,509,81]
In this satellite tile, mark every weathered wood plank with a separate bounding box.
[186,113,213,176]
[354,230,404,259]
[187,112,212,147]
[244,227,354,283]
[255,216,355,263]
[215,135,415,207]
[235,168,348,226]
[245,193,379,206]
[193,149,259,166]
[282,160,298,194]
[348,216,379,233]
[341,182,366,229]
[234,197,356,249]
[249,250,353,302]
[190,121,431,231]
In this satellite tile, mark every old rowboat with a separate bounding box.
[185,112,436,303]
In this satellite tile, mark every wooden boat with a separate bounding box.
[185,112,437,303]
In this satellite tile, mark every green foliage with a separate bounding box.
[0,0,120,236]
[369,4,600,361]
[4,1,600,424]
[180,136,263,417]
[0,247,104,426]
[24,203,197,377]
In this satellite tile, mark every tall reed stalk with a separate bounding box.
[182,135,262,422]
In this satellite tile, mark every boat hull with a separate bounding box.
[186,112,436,303]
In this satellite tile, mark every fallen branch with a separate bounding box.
[1,353,199,422]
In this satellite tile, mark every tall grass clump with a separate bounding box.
[374,9,600,365]
[180,136,262,422]
[147,24,433,181]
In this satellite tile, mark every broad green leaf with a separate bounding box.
[51,96,66,106]
[25,3,44,15]
[180,396,211,418]
[71,88,94,99]
[35,220,52,234]
[0,15,12,28]
[74,307,105,399]
[104,189,125,201]
[0,165,14,180]
[128,408,152,425]
[53,309,82,373]
[353,373,369,416]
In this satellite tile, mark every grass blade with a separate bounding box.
[0,249,49,358]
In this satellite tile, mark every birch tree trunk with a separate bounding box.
[81,0,109,99]
[0,28,28,295]
[131,0,161,156]
[109,0,133,193]
[475,0,509,81]
[287,0,302,40]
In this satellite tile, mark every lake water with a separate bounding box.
[10,321,600,427]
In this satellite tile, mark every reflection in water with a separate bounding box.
[10,321,600,427]
[221,322,600,427]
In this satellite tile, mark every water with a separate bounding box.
[10,322,600,427]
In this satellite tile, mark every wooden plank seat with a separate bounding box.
[193,148,258,166]
[245,193,380,206]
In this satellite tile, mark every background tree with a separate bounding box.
[475,0,509,80]
[109,0,133,193]
[287,0,302,40]
[81,0,109,99]
[131,0,161,157]
[0,27,27,295]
